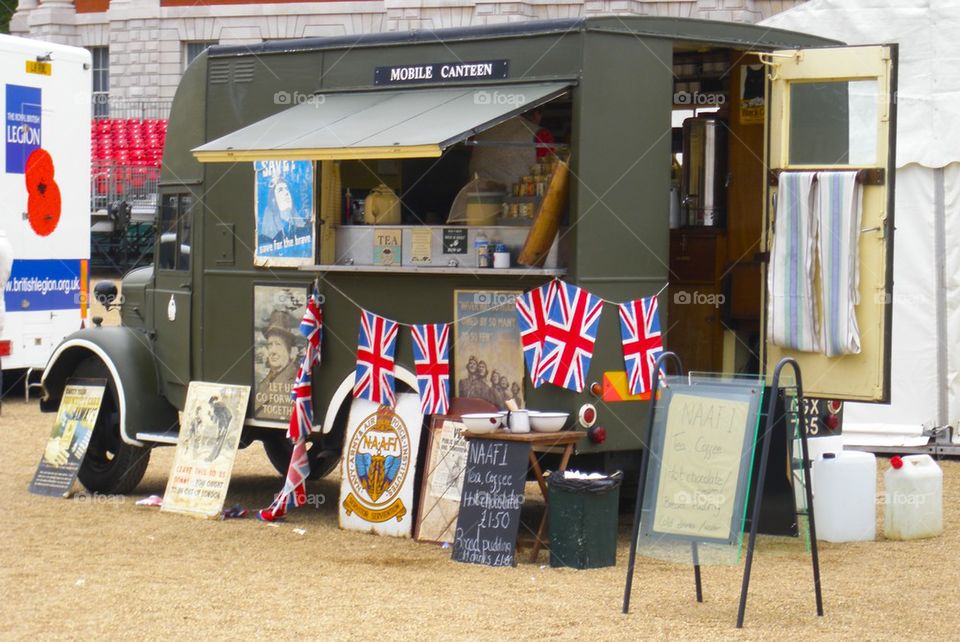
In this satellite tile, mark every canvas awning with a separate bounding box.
[192,82,570,162]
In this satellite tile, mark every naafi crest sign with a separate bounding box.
[340,394,423,537]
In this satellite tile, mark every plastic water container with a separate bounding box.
[812,451,876,542]
[884,455,943,541]
[792,436,844,509]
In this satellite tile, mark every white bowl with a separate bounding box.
[529,411,569,433]
[460,413,502,434]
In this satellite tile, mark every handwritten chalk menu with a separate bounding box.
[639,382,762,546]
[452,438,530,567]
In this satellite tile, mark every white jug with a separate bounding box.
[884,455,943,541]
[812,451,876,542]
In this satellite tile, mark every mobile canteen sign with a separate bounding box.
[374,60,509,85]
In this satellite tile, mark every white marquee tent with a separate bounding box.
[763,0,960,448]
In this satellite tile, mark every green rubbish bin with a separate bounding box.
[547,471,623,569]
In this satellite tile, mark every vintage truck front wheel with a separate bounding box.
[73,357,151,494]
[261,433,340,480]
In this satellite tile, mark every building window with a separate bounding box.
[90,46,109,117]
[184,41,216,70]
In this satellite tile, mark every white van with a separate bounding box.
[0,35,91,382]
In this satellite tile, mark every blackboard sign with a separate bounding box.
[638,380,763,548]
[452,438,530,567]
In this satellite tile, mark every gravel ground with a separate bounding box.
[1,397,958,640]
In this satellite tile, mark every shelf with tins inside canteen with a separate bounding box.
[300,264,565,276]
[311,223,567,276]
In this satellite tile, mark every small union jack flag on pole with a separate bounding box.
[515,281,556,387]
[353,310,399,407]
[537,281,604,393]
[411,323,450,416]
[258,287,323,522]
[618,296,663,397]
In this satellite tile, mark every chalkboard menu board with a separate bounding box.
[452,438,531,567]
[638,380,763,548]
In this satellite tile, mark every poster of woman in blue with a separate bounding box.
[254,160,314,266]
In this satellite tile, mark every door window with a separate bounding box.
[788,79,879,166]
[159,194,194,271]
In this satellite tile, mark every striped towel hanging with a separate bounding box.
[817,171,863,356]
[768,171,820,352]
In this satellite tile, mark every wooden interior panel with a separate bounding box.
[724,53,765,323]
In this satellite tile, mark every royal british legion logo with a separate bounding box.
[5,84,42,174]
[343,405,411,523]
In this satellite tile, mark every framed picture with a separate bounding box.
[415,416,468,544]
[254,160,315,266]
[453,289,524,410]
[252,283,309,422]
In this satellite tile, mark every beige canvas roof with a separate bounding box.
[192,82,569,162]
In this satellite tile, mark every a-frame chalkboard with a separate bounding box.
[622,353,824,628]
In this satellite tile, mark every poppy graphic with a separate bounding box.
[24,148,61,236]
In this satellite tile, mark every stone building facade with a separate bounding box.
[10,0,803,109]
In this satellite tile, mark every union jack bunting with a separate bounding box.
[258,287,323,522]
[515,281,556,387]
[618,296,663,397]
[411,323,451,415]
[353,310,399,407]
[537,281,604,392]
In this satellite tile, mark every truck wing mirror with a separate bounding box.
[94,281,119,310]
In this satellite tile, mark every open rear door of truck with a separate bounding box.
[762,44,897,402]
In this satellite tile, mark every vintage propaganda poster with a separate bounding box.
[340,394,424,538]
[252,284,308,422]
[254,160,314,266]
[28,379,106,497]
[453,290,524,410]
[162,382,250,518]
[652,392,751,541]
[416,418,469,544]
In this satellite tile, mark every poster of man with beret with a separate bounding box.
[253,284,308,421]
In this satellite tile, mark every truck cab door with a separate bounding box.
[153,192,195,403]
[762,45,897,402]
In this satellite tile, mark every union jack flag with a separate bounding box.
[258,440,310,522]
[411,323,450,415]
[618,296,663,397]
[537,281,604,392]
[353,310,399,407]
[258,287,323,522]
[288,291,323,443]
[515,281,556,387]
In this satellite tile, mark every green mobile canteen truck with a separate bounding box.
[39,17,898,493]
